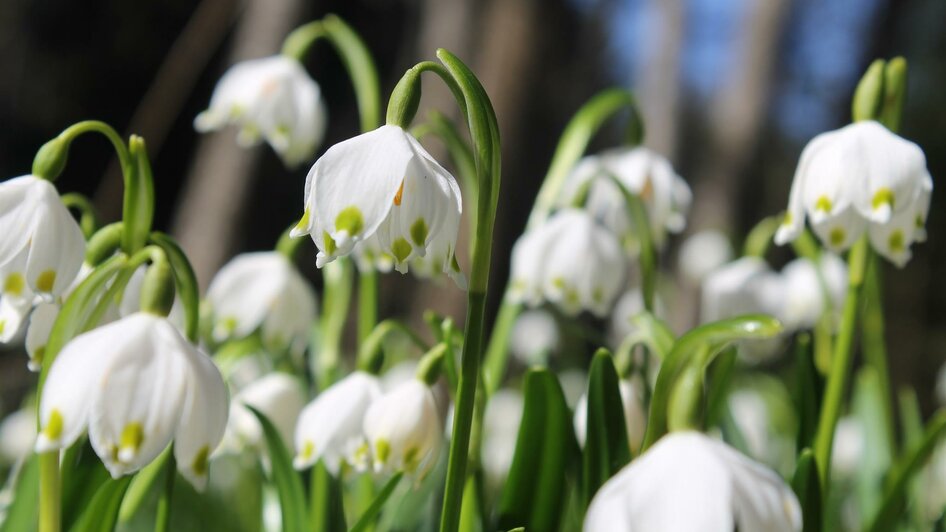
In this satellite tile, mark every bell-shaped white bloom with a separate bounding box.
[351,234,395,275]
[678,230,733,284]
[0,175,85,300]
[560,147,691,251]
[482,389,524,488]
[728,387,796,474]
[607,288,667,349]
[780,254,847,331]
[584,431,802,532]
[363,379,442,476]
[574,376,646,453]
[509,309,560,366]
[194,55,327,167]
[292,125,465,288]
[831,416,864,478]
[293,371,381,474]
[0,406,36,464]
[775,121,932,266]
[35,313,228,489]
[206,252,317,354]
[509,208,626,317]
[222,373,305,453]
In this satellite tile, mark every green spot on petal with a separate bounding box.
[44,409,64,441]
[829,228,846,248]
[915,214,925,228]
[120,422,145,453]
[782,211,793,226]
[872,187,895,211]
[295,209,311,232]
[889,230,905,252]
[552,277,566,290]
[451,255,462,273]
[36,270,56,293]
[592,286,604,304]
[299,441,315,462]
[335,206,365,236]
[323,231,337,255]
[375,439,391,465]
[410,218,429,247]
[392,238,412,262]
[4,273,25,296]
[403,446,420,472]
[815,196,833,213]
[192,446,210,477]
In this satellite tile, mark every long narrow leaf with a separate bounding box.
[581,350,630,507]
[247,406,307,532]
[67,476,132,532]
[791,448,822,532]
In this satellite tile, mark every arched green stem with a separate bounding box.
[148,232,201,343]
[60,193,98,238]
[276,222,307,260]
[604,173,657,312]
[482,88,643,395]
[355,319,431,374]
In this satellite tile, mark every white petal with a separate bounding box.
[261,264,318,354]
[810,206,866,253]
[363,379,441,475]
[0,295,31,344]
[24,182,85,296]
[206,252,293,341]
[0,176,41,265]
[678,230,733,284]
[25,302,59,371]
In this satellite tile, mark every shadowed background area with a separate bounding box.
[0,0,944,416]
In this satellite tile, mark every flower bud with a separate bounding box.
[32,137,70,181]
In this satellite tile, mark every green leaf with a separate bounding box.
[0,454,40,532]
[67,476,132,532]
[642,314,782,450]
[61,440,111,529]
[498,369,579,532]
[122,136,155,254]
[791,448,822,532]
[309,461,346,532]
[349,472,403,532]
[247,406,307,532]
[581,349,630,507]
[791,334,821,451]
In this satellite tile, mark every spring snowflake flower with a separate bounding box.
[35,313,229,489]
[363,379,442,476]
[293,371,382,474]
[221,373,305,454]
[482,389,524,488]
[775,121,932,266]
[509,309,560,366]
[677,230,733,285]
[584,431,802,532]
[509,208,625,317]
[195,56,327,168]
[560,147,691,252]
[206,252,317,354]
[780,254,847,331]
[292,125,465,288]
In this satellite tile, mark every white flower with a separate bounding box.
[292,125,465,287]
[293,371,381,474]
[0,175,84,303]
[509,310,560,366]
[574,376,646,453]
[780,254,847,331]
[560,147,691,251]
[607,288,666,349]
[0,406,36,463]
[482,389,524,488]
[222,373,305,453]
[509,208,626,317]
[194,55,327,168]
[35,313,229,489]
[206,252,317,354]
[363,379,442,476]
[678,230,733,284]
[351,234,395,275]
[831,417,864,478]
[25,302,59,371]
[775,121,932,266]
[584,431,802,532]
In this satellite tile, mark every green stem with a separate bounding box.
[38,451,61,532]
[57,120,133,172]
[605,173,656,312]
[276,223,307,260]
[148,232,201,343]
[355,319,430,373]
[481,301,521,395]
[316,258,353,390]
[60,192,98,238]
[743,214,781,258]
[812,236,870,491]
[349,472,403,532]
[358,271,378,345]
[154,452,176,532]
[861,254,896,456]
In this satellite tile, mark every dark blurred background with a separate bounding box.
[0,0,943,414]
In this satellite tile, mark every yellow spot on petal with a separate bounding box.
[299,440,315,462]
[0,320,5,335]
[403,446,420,472]
[640,175,654,201]
[375,439,391,465]
[782,212,794,226]
[323,231,337,255]
[410,218,429,247]
[32,346,45,368]
[119,422,145,455]
[829,228,846,248]
[888,230,905,253]
[44,409,64,441]
[815,196,833,213]
[391,238,412,262]
[592,286,604,304]
[3,273,25,296]
[294,209,311,232]
[915,214,925,229]
[36,270,57,293]
[191,446,210,477]
[451,255,462,273]
[394,180,405,206]
[872,187,895,211]
[552,277,566,290]
[335,206,365,236]
[221,316,238,334]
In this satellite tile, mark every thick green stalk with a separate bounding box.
[38,451,61,532]
[358,271,378,344]
[605,173,656,312]
[317,259,353,390]
[861,255,896,455]
[60,193,98,238]
[812,237,870,489]
[154,453,176,532]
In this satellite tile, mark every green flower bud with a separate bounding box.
[851,59,886,123]
[32,136,71,181]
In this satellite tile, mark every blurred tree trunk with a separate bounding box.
[170,0,304,288]
[688,0,790,233]
[636,0,684,160]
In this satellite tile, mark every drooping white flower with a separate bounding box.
[775,121,932,266]
[509,309,560,366]
[727,386,796,474]
[0,175,85,300]
[584,431,802,532]
[194,55,327,168]
[221,373,305,454]
[509,208,626,317]
[0,406,36,464]
[607,288,666,349]
[293,371,381,474]
[678,230,733,284]
[560,147,691,252]
[363,379,442,476]
[574,376,646,454]
[780,254,847,331]
[35,312,228,489]
[831,416,864,478]
[206,252,317,354]
[482,389,524,488]
[292,125,465,288]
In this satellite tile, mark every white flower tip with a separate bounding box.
[773,226,796,246]
[27,359,41,372]
[315,252,333,269]
[34,434,58,454]
[394,261,409,274]
[193,111,220,133]
[289,226,307,239]
[450,271,468,291]
[870,203,892,224]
